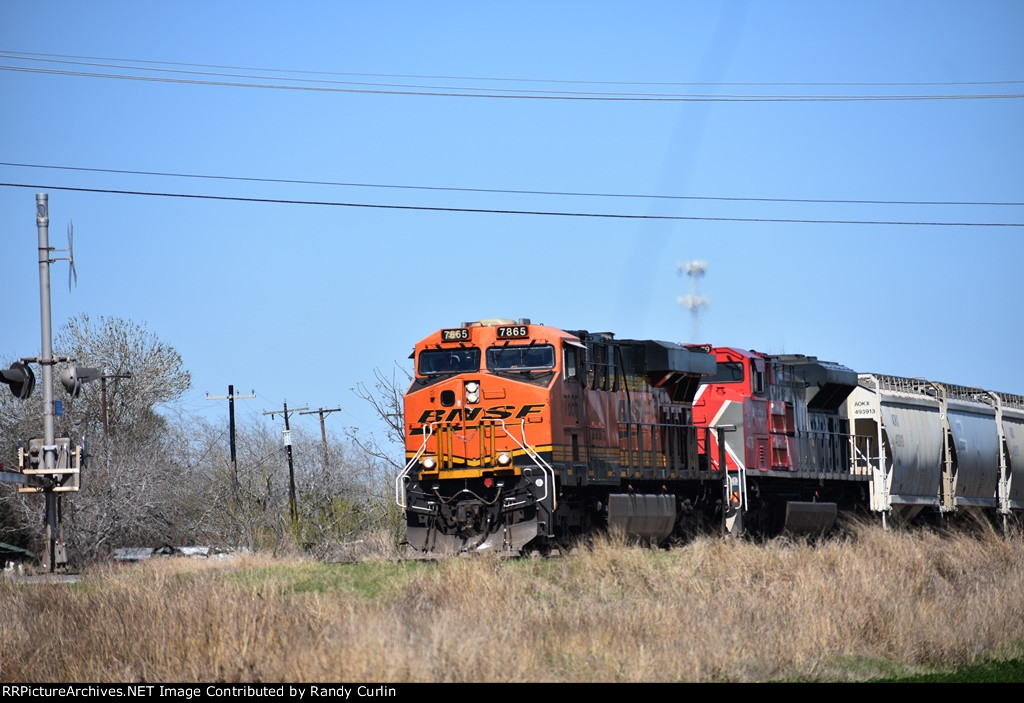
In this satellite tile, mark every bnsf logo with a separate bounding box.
[416,404,545,424]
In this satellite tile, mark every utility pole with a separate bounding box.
[207,385,255,491]
[263,400,308,528]
[298,406,341,477]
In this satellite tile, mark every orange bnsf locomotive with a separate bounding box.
[396,318,723,554]
[396,320,1023,554]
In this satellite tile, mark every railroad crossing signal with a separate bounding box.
[1,361,35,399]
[59,364,101,398]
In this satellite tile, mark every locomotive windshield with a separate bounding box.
[487,344,555,371]
[706,361,744,384]
[418,348,481,375]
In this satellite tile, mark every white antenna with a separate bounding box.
[677,259,710,342]
[66,220,77,291]
[50,220,78,291]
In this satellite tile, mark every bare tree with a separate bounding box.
[344,363,414,552]
[348,364,410,469]
[57,313,191,439]
[184,414,399,556]
[0,316,194,562]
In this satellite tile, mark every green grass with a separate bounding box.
[223,558,434,598]
[872,657,1024,683]
[789,649,1024,683]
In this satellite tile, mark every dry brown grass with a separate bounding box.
[2,523,1022,683]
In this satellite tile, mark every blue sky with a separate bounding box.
[2,2,1022,443]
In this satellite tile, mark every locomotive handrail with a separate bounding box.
[395,422,436,509]
[713,425,747,512]
[729,462,748,512]
[706,424,736,472]
[794,427,856,477]
[499,418,558,512]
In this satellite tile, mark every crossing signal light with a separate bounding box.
[2,361,35,399]
[60,364,101,398]
[27,441,42,472]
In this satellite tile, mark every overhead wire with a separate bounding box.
[1,181,1020,227]
[3,162,1021,207]
[1,61,1020,101]
[1,52,1019,222]
[3,49,1022,88]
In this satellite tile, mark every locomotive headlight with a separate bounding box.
[421,457,437,470]
[497,452,511,466]
[465,381,480,404]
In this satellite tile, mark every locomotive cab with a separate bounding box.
[398,319,574,554]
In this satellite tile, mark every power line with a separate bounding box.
[2,64,1021,101]
[3,49,1021,88]
[2,181,1021,227]
[3,52,1023,100]
[3,162,1020,207]
[4,52,659,98]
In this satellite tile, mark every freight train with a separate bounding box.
[395,319,1023,554]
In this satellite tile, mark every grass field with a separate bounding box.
[2,523,1023,683]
